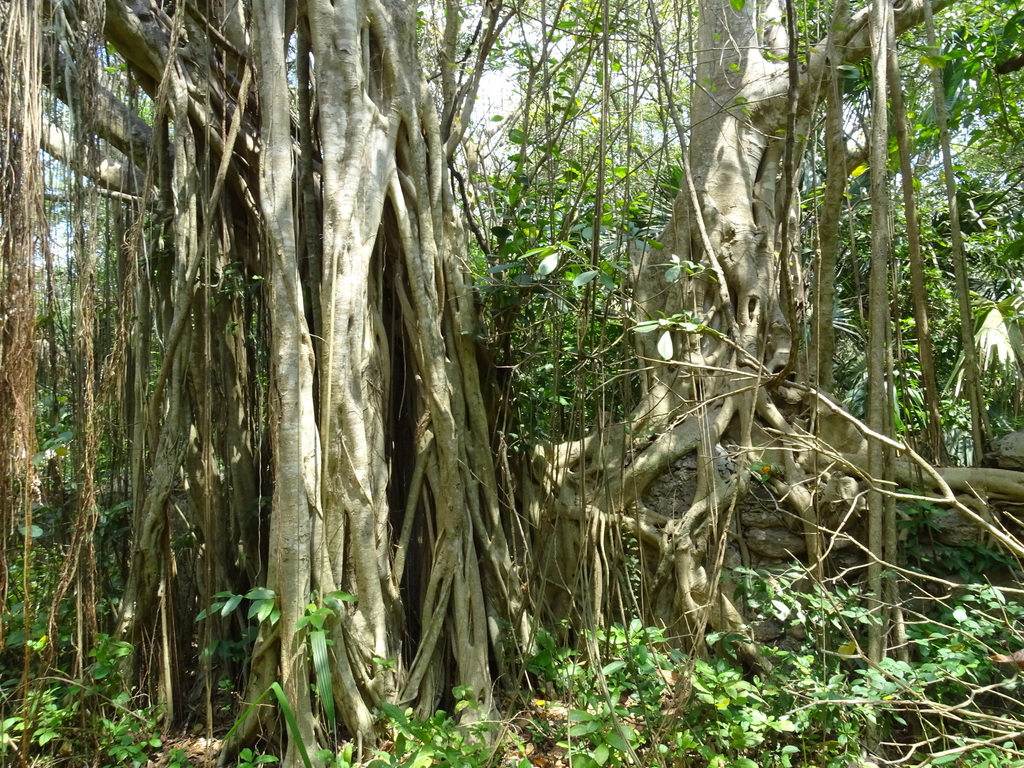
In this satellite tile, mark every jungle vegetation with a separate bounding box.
[2,0,1024,765]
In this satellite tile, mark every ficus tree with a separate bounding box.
[8,0,1024,765]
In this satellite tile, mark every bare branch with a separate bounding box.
[41,122,147,196]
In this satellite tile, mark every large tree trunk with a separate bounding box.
[40,0,519,751]
[240,1,523,760]
[523,0,990,650]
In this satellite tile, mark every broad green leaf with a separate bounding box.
[730,0,745,8]
[36,730,57,746]
[573,269,599,287]
[657,330,674,360]
[604,729,630,753]
[310,630,335,727]
[522,244,559,258]
[221,593,243,617]
[602,660,626,675]
[538,252,560,276]
[325,589,357,607]
[569,719,601,736]
[249,598,276,622]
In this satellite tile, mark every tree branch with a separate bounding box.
[41,122,147,196]
[41,36,158,172]
[755,0,958,126]
[996,52,1024,75]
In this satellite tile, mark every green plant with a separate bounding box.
[226,682,314,768]
[525,623,578,694]
[89,634,134,688]
[314,743,355,768]
[237,747,279,768]
[367,691,491,768]
[730,563,1024,765]
[99,703,162,768]
[900,497,1023,580]
[167,747,188,768]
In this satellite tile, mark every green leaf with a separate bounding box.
[569,719,601,736]
[602,660,626,675]
[538,252,560,276]
[310,630,336,727]
[325,589,357,607]
[249,598,276,622]
[245,587,275,600]
[730,0,745,8]
[380,701,411,726]
[604,729,630,753]
[269,683,314,768]
[221,593,243,617]
[36,729,56,746]
[573,269,599,287]
[657,330,674,360]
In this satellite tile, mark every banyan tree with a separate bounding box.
[6,0,1024,766]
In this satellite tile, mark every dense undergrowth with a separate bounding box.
[4,539,1024,767]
